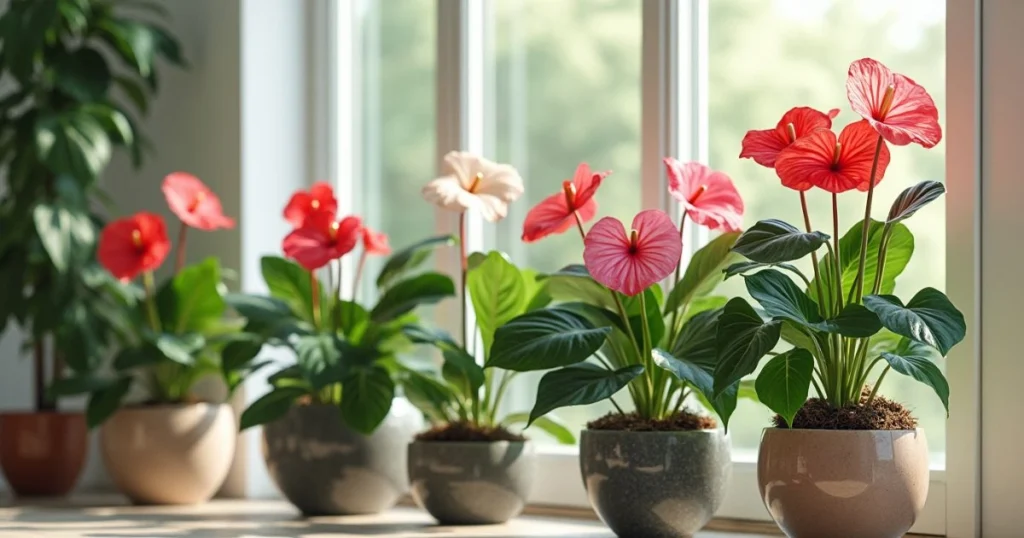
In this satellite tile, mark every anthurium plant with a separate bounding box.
[402,152,577,442]
[230,182,456,435]
[512,160,749,429]
[52,173,240,427]
[715,58,966,427]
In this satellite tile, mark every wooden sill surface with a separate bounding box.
[0,496,779,538]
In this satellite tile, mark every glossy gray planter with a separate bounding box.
[408,441,536,524]
[580,429,731,538]
[262,399,422,515]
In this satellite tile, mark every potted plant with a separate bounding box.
[0,0,183,496]
[55,173,243,505]
[230,181,455,516]
[717,58,966,538]
[404,152,584,525]
[513,161,746,537]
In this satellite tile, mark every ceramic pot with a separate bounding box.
[262,399,422,515]
[100,403,236,505]
[758,428,929,538]
[0,412,88,496]
[408,440,536,525]
[580,429,731,538]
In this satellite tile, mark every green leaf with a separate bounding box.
[114,75,149,114]
[221,337,263,374]
[809,219,913,307]
[376,234,456,289]
[336,300,370,341]
[113,345,159,370]
[403,325,484,396]
[225,293,292,322]
[502,412,575,444]
[53,48,112,102]
[32,200,94,273]
[528,363,643,425]
[239,386,307,431]
[713,298,782,394]
[371,272,455,322]
[154,333,201,365]
[669,308,722,369]
[3,0,58,80]
[746,270,881,337]
[731,219,830,263]
[400,369,456,423]
[881,339,949,413]
[86,376,132,428]
[35,110,112,180]
[545,264,613,309]
[467,251,526,352]
[887,181,945,224]
[652,348,714,400]
[724,261,809,285]
[294,334,343,389]
[754,348,814,427]
[864,288,966,355]
[98,18,184,88]
[487,309,611,371]
[664,232,740,314]
[83,104,134,146]
[261,256,318,323]
[157,257,225,333]
[48,374,115,397]
[522,269,552,312]
[340,366,395,434]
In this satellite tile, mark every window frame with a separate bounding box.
[314,0,982,532]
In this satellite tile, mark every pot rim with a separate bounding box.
[581,428,723,436]
[0,411,86,418]
[116,401,230,413]
[409,439,533,448]
[761,426,925,434]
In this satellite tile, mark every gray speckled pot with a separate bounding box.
[408,441,536,524]
[580,429,731,538]
[262,399,422,515]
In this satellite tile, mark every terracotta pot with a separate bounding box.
[758,428,929,538]
[262,399,422,515]
[580,429,731,538]
[408,440,536,525]
[100,403,236,505]
[0,412,88,496]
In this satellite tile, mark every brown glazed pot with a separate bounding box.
[0,412,88,496]
[758,428,929,538]
[100,403,235,505]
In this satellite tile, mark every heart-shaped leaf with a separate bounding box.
[864,288,966,355]
[731,219,829,263]
[755,348,814,427]
[663,232,740,314]
[261,256,320,323]
[746,270,882,337]
[652,348,714,400]
[156,257,225,333]
[487,309,611,371]
[376,234,456,289]
[340,365,395,434]
[371,272,456,322]
[713,298,781,394]
[669,308,722,369]
[887,181,945,224]
[880,339,949,413]
[528,363,643,425]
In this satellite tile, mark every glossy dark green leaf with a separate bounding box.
[502,412,575,444]
[864,288,966,355]
[652,348,714,400]
[746,270,881,337]
[157,257,225,333]
[376,234,456,288]
[487,309,611,371]
[545,264,614,309]
[755,348,814,427]
[32,200,94,273]
[528,363,643,425]
[887,181,945,224]
[723,261,809,285]
[221,336,264,374]
[294,334,343,389]
[114,75,149,114]
[239,386,307,431]
[340,366,395,434]
[467,251,526,352]
[335,300,370,341]
[809,219,913,307]
[400,369,456,423]
[731,219,829,263]
[880,339,949,413]
[54,48,111,102]
[48,374,114,397]
[35,110,112,180]
[663,232,740,314]
[260,256,318,323]
[153,333,202,365]
[371,272,455,322]
[86,376,132,428]
[713,298,782,394]
[402,325,484,396]
[669,308,722,369]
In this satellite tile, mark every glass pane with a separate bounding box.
[708,0,946,464]
[488,0,643,442]
[357,0,436,298]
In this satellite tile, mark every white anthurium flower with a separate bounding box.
[421,151,525,222]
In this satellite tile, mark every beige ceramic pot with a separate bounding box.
[100,403,235,505]
[758,428,929,538]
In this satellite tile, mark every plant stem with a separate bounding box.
[799,191,828,315]
[142,271,162,332]
[865,365,891,407]
[332,263,343,333]
[609,396,626,415]
[831,193,843,316]
[352,251,367,302]
[668,214,687,343]
[638,291,655,418]
[174,222,188,273]
[458,212,469,350]
[490,371,516,422]
[310,271,321,330]
[871,224,893,296]
[854,135,886,304]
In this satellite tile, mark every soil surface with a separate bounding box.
[587,410,717,432]
[774,387,918,430]
[415,421,527,442]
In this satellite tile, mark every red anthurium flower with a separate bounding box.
[162,172,235,230]
[664,158,745,232]
[846,58,942,148]
[776,120,892,194]
[282,212,362,271]
[284,182,338,228]
[362,226,391,256]
[521,163,610,243]
[98,212,171,281]
[583,210,681,297]
[739,107,840,169]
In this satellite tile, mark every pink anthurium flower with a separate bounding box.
[739,106,840,170]
[421,151,524,222]
[162,172,235,231]
[664,158,744,232]
[583,209,682,297]
[846,58,942,148]
[521,162,610,243]
[776,120,892,194]
[361,226,391,256]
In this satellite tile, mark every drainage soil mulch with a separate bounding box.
[773,387,918,430]
[415,421,527,442]
[587,410,717,432]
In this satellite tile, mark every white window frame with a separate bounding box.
[314,0,983,533]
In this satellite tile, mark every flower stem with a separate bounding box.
[831,193,844,315]
[142,271,162,332]
[310,271,321,331]
[799,191,828,316]
[871,224,893,296]
[668,214,687,343]
[854,135,886,304]
[332,263,343,333]
[174,222,188,274]
[352,251,367,302]
[458,213,469,350]
[865,365,891,407]
[638,291,655,418]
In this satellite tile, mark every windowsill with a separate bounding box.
[1,495,782,537]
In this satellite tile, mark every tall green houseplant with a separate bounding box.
[0,0,184,411]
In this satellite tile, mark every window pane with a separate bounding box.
[708,0,946,464]
[489,0,643,442]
